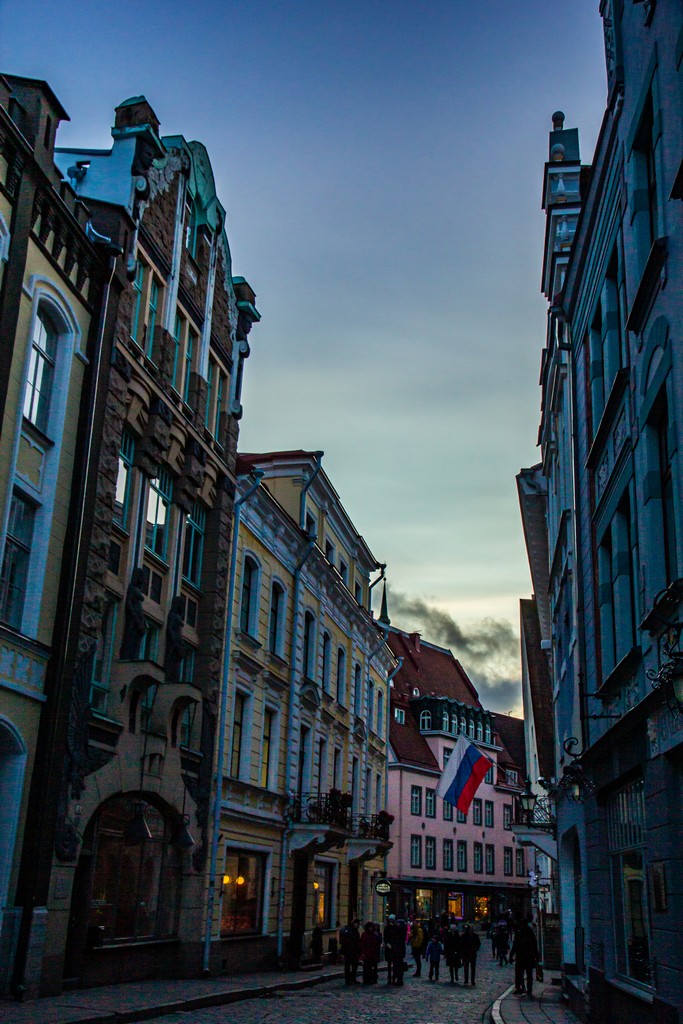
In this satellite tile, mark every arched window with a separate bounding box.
[353,663,362,715]
[451,712,458,733]
[468,719,475,738]
[420,710,432,731]
[336,647,346,704]
[377,691,384,736]
[321,631,331,692]
[268,582,285,654]
[484,723,492,745]
[240,556,259,635]
[460,715,466,734]
[476,721,483,741]
[303,611,316,680]
[442,710,450,732]
[86,796,182,943]
[24,306,57,433]
[367,679,374,730]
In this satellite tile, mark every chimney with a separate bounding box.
[114,96,161,136]
[409,632,421,653]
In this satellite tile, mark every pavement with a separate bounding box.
[0,959,584,1024]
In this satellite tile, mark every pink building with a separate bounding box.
[386,629,530,924]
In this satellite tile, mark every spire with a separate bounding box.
[378,581,390,627]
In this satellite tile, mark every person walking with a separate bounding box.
[339,918,361,985]
[460,923,481,986]
[409,919,425,977]
[384,914,405,985]
[510,916,540,997]
[360,921,379,985]
[443,922,462,983]
[494,921,510,965]
[425,933,443,981]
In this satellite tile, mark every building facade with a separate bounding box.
[521,4,683,1021]
[3,88,258,994]
[386,629,530,924]
[203,451,393,972]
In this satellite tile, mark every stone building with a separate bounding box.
[0,75,118,995]
[386,629,530,924]
[5,89,258,994]
[520,3,683,1020]
[205,450,394,971]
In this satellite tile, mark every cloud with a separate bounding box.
[387,587,522,714]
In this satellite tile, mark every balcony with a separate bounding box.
[286,792,393,858]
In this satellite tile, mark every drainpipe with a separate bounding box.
[383,656,403,898]
[202,469,263,976]
[298,451,324,529]
[276,530,317,961]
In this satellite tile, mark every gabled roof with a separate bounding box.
[491,712,526,773]
[520,598,554,779]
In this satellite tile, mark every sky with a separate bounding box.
[0,1,607,711]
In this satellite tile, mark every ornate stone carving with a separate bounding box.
[165,596,188,683]
[120,567,147,659]
[136,396,173,477]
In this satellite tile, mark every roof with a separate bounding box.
[520,598,554,779]
[388,629,481,771]
[516,466,551,641]
[491,712,526,773]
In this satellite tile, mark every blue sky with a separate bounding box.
[0,1,607,709]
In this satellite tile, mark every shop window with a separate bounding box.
[220,850,265,936]
[312,861,334,928]
[87,797,181,943]
[607,779,652,986]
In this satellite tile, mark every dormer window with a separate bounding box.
[394,707,405,724]
[413,687,420,697]
[419,710,432,731]
[442,711,450,731]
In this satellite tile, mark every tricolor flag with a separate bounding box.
[435,734,493,813]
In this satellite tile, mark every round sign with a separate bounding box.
[375,879,392,896]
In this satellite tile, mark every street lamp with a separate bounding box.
[519,777,537,824]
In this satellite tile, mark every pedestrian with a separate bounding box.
[443,923,461,984]
[494,922,509,965]
[510,916,539,997]
[409,918,425,977]
[425,933,443,981]
[488,918,497,959]
[383,914,398,985]
[384,917,407,986]
[339,918,361,985]
[360,921,379,985]
[460,923,481,986]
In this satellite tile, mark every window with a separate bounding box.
[333,747,342,789]
[140,683,157,732]
[145,471,172,560]
[351,756,360,813]
[468,720,474,738]
[325,539,334,563]
[130,262,144,345]
[0,493,35,629]
[171,313,183,391]
[419,710,432,731]
[608,779,652,985]
[220,850,265,937]
[182,504,205,589]
[410,785,422,816]
[367,679,374,730]
[205,358,215,430]
[354,581,362,604]
[459,715,466,734]
[425,836,436,869]
[336,647,346,704]
[504,847,513,877]
[321,631,331,692]
[457,840,467,872]
[443,747,452,767]
[260,708,274,789]
[375,773,382,814]
[472,799,482,826]
[485,844,495,875]
[632,90,659,265]
[597,496,636,678]
[473,842,483,874]
[654,394,678,584]
[317,737,328,795]
[515,849,525,877]
[113,430,135,529]
[90,600,118,712]
[476,721,483,741]
[410,835,422,869]
[457,808,467,824]
[231,693,245,778]
[24,307,56,432]
[214,367,226,442]
[88,797,182,942]
[442,710,450,731]
[425,789,436,818]
[338,559,348,585]
[485,801,494,827]
[146,276,159,358]
[443,838,453,872]
[484,764,494,784]
[443,799,453,821]
[240,556,259,636]
[353,663,362,715]
[303,612,316,680]
[312,861,334,929]
[485,724,492,744]
[183,329,196,406]
[506,770,518,786]
[503,804,512,830]
[269,583,285,655]
[377,690,384,735]
[394,707,405,724]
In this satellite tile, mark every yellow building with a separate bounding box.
[207,450,395,971]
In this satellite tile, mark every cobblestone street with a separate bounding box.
[129,957,512,1024]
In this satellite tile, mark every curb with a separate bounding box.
[491,983,514,1024]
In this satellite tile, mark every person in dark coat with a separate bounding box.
[339,918,361,984]
[494,921,510,965]
[460,923,481,985]
[383,916,407,985]
[443,923,462,983]
[360,921,379,984]
[510,917,540,997]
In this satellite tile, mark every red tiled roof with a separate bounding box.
[491,712,526,774]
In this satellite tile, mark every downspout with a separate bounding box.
[202,469,263,976]
[299,451,324,529]
[276,530,317,961]
[384,657,403,888]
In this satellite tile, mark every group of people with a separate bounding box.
[339,913,483,987]
[339,910,541,998]
[487,913,541,998]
